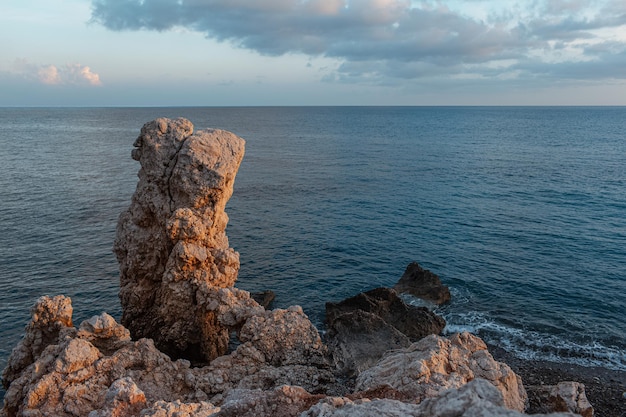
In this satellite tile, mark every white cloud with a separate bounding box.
[37,65,62,85]
[7,60,102,86]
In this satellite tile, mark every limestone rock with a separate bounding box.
[141,400,220,417]
[77,312,131,355]
[239,306,327,367]
[198,286,264,328]
[326,287,446,341]
[217,385,324,417]
[88,377,147,417]
[2,301,199,417]
[2,295,73,388]
[355,332,528,412]
[114,117,246,362]
[326,310,411,377]
[529,382,594,417]
[304,379,577,417]
[393,262,451,305]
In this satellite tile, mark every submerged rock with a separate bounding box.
[393,262,451,305]
[114,117,250,362]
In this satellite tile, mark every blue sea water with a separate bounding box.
[1,107,625,399]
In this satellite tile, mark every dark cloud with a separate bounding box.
[90,0,626,84]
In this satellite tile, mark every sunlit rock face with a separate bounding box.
[113,117,247,362]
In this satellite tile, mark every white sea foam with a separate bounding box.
[442,311,626,371]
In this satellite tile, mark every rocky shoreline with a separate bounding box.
[1,118,620,416]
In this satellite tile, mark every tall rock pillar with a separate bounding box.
[114,118,245,362]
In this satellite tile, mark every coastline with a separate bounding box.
[488,343,626,417]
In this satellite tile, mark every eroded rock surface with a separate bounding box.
[114,117,248,362]
[304,379,578,417]
[1,297,333,417]
[528,382,594,417]
[2,295,73,388]
[355,332,528,412]
[325,287,445,377]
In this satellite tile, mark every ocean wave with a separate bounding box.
[442,311,626,371]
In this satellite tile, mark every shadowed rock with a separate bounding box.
[393,262,451,305]
[326,287,445,341]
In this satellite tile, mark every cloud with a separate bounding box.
[9,59,102,86]
[89,0,626,85]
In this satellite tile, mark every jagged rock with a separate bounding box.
[218,385,324,417]
[77,312,131,355]
[2,295,73,388]
[141,400,220,417]
[88,377,147,417]
[239,306,327,367]
[528,382,594,417]
[198,286,264,328]
[355,332,528,412]
[326,310,411,377]
[304,379,578,417]
[326,287,446,341]
[114,117,247,362]
[2,301,199,417]
[251,291,276,309]
[393,262,451,305]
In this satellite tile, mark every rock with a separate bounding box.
[114,117,247,362]
[197,286,264,329]
[238,306,327,367]
[325,287,445,341]
[2,299,200,417]
[251,291,276,309]
[326,310,411,377]
[218,385,324,417]
[141,400,220,417]
[88,377,147,417]
[355,332,528,412]
[528,382,594,417]
[393,262,451,305]
[304,379,578,417]
[77,312,132,355]
[2,295,74,388]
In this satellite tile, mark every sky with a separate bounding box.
[1,0,626,106]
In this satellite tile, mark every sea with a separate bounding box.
[1,106,625,399]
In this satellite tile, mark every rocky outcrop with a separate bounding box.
[393,262,451,305]
[2,295,73,388]
[326,310,411,377]
[355,332,528,412]
[325,287,445,377]
[114,117,250,362]
[528,382,594,417]
[303,379,577,417]
[1,297,334,417]
[326,287,446,341]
